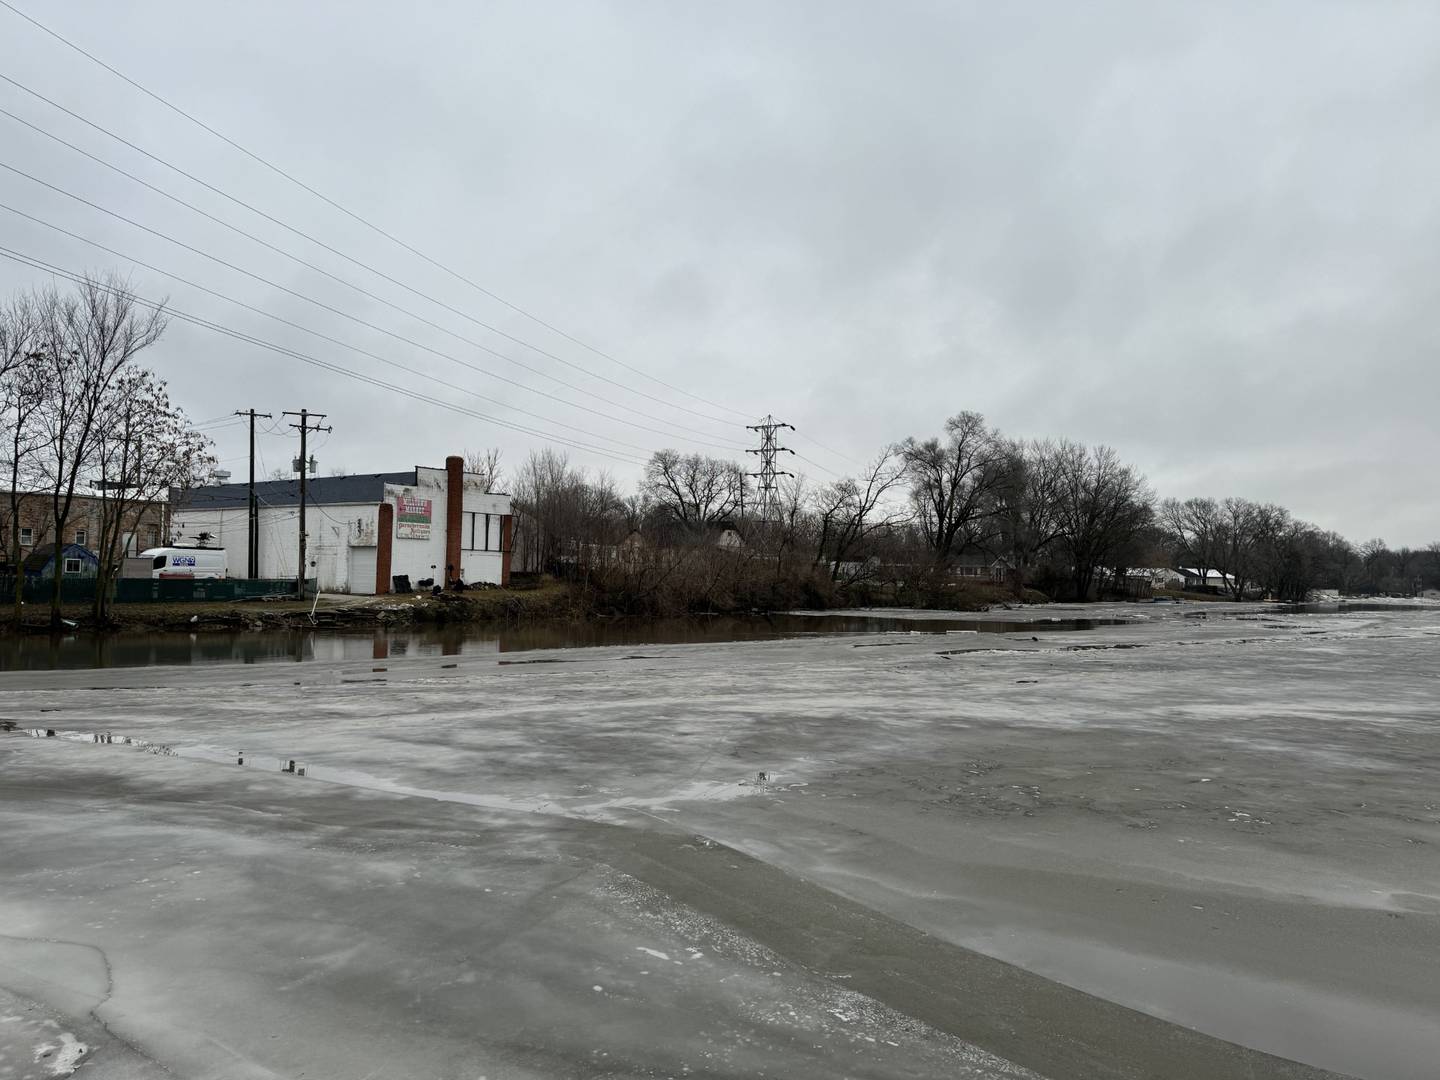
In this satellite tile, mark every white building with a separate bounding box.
[171,457,512,593]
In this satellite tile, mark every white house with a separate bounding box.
[1179,567,1236,594]
[170,456,512,594]
[1137,567,1185,590]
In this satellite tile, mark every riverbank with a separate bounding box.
[0,578,1052,636]
[0,577,584,635]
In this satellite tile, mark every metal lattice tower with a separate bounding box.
[745,415,795,523]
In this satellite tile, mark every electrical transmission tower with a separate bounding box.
[745,415,795,523]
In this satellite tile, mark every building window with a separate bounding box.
[63,557,82,575]
[74,528,87,546]
[19,527,33,547]
[462,512,503,552]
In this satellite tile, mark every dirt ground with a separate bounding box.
[1,603,1436,1079]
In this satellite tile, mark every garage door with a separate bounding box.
[348,545,378,595]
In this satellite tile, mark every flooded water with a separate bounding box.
[0,611,1130,671]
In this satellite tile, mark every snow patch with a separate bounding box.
[32,1032,87,1076]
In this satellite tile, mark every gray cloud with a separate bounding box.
[1,0,1436,544]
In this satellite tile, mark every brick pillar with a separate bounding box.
[501,514,513,587]
[375,501,393,595]
[445,455,463,585]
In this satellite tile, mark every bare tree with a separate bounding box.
[1051,441,1153,600]
[32,275,167,626]
[1160,496,1224,585]
[642,450,745,532]
[899,411,1011,563]
[1358,537,1391,594]
[812,448,908,582]
[995,439,1066,595]
[463,446,504,492]
[2,291,47,621]
[1425,542,1440,593]
[89,367,213,623]
[1210,497,1276,600]
[512,448,573,572]
[766,474,810,576]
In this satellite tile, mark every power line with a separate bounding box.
[792,449,844,479]
[792,431,865,469]
[0,98,743,437]
[0,245,651,466]
[0,200,673,457]
[0,163,747,453]
[0,54,746,422]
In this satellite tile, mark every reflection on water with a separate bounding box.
[0,612,1130,672]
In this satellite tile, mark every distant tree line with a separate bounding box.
[7,271,1434,623]
[1,274,214,627]
[508,411,1439,613]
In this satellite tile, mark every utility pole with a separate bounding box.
[745,415,795,524]
[234,409,272,579]
[283,410,330,600]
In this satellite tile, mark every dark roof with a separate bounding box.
[22,542,96,571]
[174,471,418,511]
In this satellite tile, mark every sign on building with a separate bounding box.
[395,494,432,539]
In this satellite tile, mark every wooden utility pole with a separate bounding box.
[234,409,272,579]
[283,410,330,599]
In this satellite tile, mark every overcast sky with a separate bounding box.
[2,1,1436,545]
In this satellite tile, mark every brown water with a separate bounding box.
[0,611,1130,671]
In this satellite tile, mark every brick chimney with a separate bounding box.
[374,500,393,594]
[445,455,463,584]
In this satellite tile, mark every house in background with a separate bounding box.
[1137,567,1185,590]
[21,542,99,582]
[712,522,745,550]
[952,553,1012,583]
[0,490,167,571]
[1179,567,1236,594]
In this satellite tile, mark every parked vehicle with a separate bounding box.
[140,547,228,580]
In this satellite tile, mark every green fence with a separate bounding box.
[113,578,313,603]
[0,576,99,604]
[2,576,313,604]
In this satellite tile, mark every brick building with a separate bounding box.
[0,490,167,571]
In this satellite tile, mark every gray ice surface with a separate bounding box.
[3,603,1437,1079]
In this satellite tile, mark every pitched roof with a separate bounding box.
[21,542,95,571]
[173,471,418,511]
[1178,567,1235,582]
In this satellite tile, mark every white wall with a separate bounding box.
[168,506,251,577]
[385,469,509,587]
[171,467,511,594]
[172,501,378,592]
